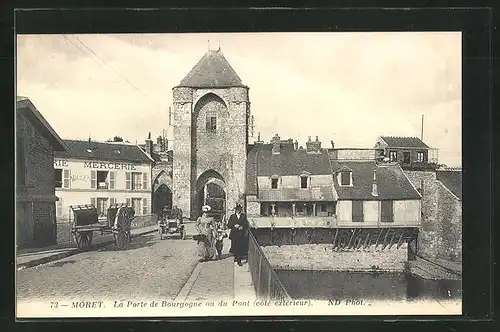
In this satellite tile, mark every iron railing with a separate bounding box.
[247,229,291,301]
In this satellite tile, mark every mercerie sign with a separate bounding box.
[54,159,137,171]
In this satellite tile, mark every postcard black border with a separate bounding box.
[1,3,496,331]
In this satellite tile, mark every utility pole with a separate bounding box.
[421,114,424,141]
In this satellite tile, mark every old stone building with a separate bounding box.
[171,49,251,219]
[374,136,462,263]
[16,97,66,249]
[245,135,338,227]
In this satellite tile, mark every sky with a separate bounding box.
[16,32,462,166]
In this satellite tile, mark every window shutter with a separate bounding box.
[142,197,148,215]
[90,197,96,208]
[126,172,131,190]
[143,172,149,190]
[109,171,115,190]
[63,169,71,188]
[56,198,63,217]
[126,198,131,207]
[381,201,394,222]
[352,201,364,222]
[90,170,96,189]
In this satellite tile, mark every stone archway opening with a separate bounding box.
[153,184,173,215]
[195,170,227,221]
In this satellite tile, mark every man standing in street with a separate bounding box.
[227,203,249,266]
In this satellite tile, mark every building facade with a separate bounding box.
[245,135,338,227]
[171,49,251,219]
[16,97,66,248]
[54,139,153,222]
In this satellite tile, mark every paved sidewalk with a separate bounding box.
[16,225,158,269]
[175,238,256,302]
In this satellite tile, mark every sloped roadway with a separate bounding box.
[16,233,200,301]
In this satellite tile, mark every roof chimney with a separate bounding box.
[294,140,298,150]
[371,170,378,197]
[331,140,335,149]
[308,136,311,142]
[306,135,322,154]
[272,134,281,155]
[145,133,153,156]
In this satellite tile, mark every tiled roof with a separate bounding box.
[55,139,153,163]
[380,136,430,149]
[17,97,66,151]
[245,143,333,196]
[177,50,246,88]
[436,170,462,200]
[330,160,421,200]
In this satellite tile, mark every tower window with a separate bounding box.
[206,116,217,133]
[271,178,278,189]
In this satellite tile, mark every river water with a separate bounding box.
[275,269,462,301]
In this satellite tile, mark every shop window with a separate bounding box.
[126,172,143,190]
[300,175,308,189]
[97,171,109,189]
[381,200,394,222]
[320,204,327,213]
[389,150,397,162]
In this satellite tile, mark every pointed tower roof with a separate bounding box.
[176,49,247,88]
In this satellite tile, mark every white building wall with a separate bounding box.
[54,158,152,222]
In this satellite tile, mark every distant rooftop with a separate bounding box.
[55,139,152,163]
[379,136,430,149]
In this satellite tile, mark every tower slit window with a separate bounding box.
[206,110,217,133]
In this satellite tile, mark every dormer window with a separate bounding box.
[300,176,308,189]
[341,172,351,186]
[270,174,280,189]
[389,150,397,162]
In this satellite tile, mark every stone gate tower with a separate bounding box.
[172,49,250,219]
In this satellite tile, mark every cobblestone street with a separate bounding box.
[16,234,200,301]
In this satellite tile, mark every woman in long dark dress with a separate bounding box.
[226,204,249,266]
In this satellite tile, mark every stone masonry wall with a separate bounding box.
[172,88,193,218]
[404,170,461,263]
[17,112,58,248]
[435,181,462,262]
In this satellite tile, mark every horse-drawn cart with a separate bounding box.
[70,204,135,251]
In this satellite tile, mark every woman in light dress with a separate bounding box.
[195,205,217,261]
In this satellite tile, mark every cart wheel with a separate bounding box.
[74,231,93,251]
[116,229,130,250]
